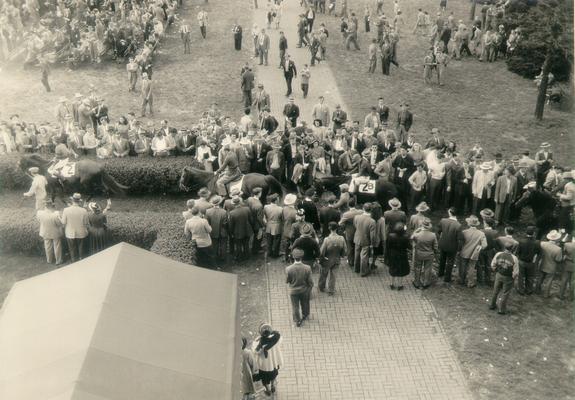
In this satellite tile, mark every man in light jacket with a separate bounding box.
[60,193,89,262]
[37,200,64,264]
[458,215,487,288]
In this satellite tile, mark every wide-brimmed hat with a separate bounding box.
[523,181,536,190]
[465,215,480,227]
[388,198,401,209]
[28,167,39,174]
[540,142,551,148]
[259,323,273,335]
[480,162,493,170]
[430,128,439,134]
[546,230,562,241]
[284,193,297,206]
[301,223,312,235]
[480,208,495,219]
[74,93,83,99]
[70,193,82,202]
[210,195,222,205]
[415,202,429,212]
[58,96,67,103]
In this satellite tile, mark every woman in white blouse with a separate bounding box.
[196,139,214,172]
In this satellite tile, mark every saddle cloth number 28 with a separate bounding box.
[358,180,376,194]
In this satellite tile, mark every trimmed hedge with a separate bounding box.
[0,154,203,195]
[0,208,197,265]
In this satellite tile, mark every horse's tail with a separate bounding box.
[101,171,129,196]
[265,175,285,199]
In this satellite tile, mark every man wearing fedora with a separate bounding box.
[516,226,540,296]
[384,198,407,235]
[60,193,89,262]
[195,188,214,215]
[264,193,283,258]
[408,202,430,233]
[396,103,413,144]
[37,200,64,265]
[23,167,48,210]
[411,218,438,289]
[319,221,347,295]
[353,203,376,277]
[281,194,298,261]
[489,241,520,314]
[493,166,517,226]
[291,224,320,268]
[458,215,487,288]
[205,195,228,260]
[228,197,254,261]
[286,248,314,327]
[472,162,495,216]
[536,230,563,298]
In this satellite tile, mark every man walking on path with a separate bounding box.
[300,64,311,98]
[61,193,89,262]
[180,20,191,54]
[241,66,255,108]
[282,55,297,96]
[319,221,346,295]
[286,248,314,327]
[197,9,208,38]
[279,31,288,68]
[141,73,154,117]
[257,28,270,65]
[437,207,461,283]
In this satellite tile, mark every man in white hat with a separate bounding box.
[472,162,495,215]
[60,193,89,262]
[281,193,298,261]
[23,167,48,210]
[536,230,563,298]
[411,218,438,289]
[459,215,487,288]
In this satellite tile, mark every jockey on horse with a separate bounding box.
[214,144,242,197]
[47,144,75,185]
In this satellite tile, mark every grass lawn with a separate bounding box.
[0,0,253,126]
[317,0,573,165]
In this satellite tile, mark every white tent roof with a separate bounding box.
[0,243,240,400]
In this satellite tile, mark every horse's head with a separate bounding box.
[18,154,47,173]
[179,166,214,193]
[515,187,534,208]
[179,167,192,192]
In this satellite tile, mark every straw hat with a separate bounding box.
[388,198,401,209]
[28,167,39,174]
[480,162,493,170]
[415,202,429,212]
[284,194,297,206]
[546,230,562,241]
[465,215,480,227]
[70,193,82,202]
[480,208,495,220]
[210,195,222,205]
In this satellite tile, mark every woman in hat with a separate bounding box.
[252,323,283,396]
[87,199,112,255]
[385,222,411,290]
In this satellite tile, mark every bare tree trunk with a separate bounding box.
[535,49,553,120]
[470,0,477,21]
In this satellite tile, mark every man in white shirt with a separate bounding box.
[197,10,208,38]
[23,167,48,210]
[472,162,495,215]
[427,154,446,210]
[311,96,330,127]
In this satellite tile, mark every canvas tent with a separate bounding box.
[0,242,240,400]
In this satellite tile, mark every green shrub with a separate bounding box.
[0,153,202,195]
[0,208,197,266]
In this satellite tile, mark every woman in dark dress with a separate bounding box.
[385,222,411,290]
[87,199,111,255]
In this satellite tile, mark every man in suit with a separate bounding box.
[176,129,195,156]
[319,197,342,238]
[94,98,109,126]
[195,187,214,215]
[353,203,376,276]
[459,215,488,288]
[425,128,446,151]
[311,96,330,127]
[283,96,300,129]
[331,104,348,131]
[60,193,89,262]
[319,221,347,295]
[228,197,254,261]
[282,55,297,96]
[392,146,415,210]
[264,193,283,257]
[363,107,380,130]
[493,166,517,226]
[252,136,270,174]
[348,130,364,154]
[379,132,396,154]
[205,195,228,259]
[246,187,265,255]
[112,132,130,157]
[266,142,286,182]
[37,200,64,265]
[279,31,288,68]
[376,97,390,126]
[260,109,279,134]
[437,207,461,282]
[339,199,363,268]
[257,28,270,65]
[78,99,94,130]
[411,218,439,289]
[396,103,413,144]
[286,247,314,327]
[241,66,255,108]
[253,83,271,115]
[141,73,154,117]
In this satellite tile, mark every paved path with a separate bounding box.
[266,260,473,400]
[252,1,472,399]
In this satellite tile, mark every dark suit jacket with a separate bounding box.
[396,110,413,131]
[437,218,461,253]
[283,104,300,127]
[283,60,297,78]
[300,199,320,230]
[347,136,364,155]
[266,150,286,175]
[241,70,255,91]
[176,132,196,155]
[205,206,228,238]
[261,116,279,134]
[319,206,341,236]
[332,110,348,130]
[353,213,376,247]
[377,105,390,124]
[228,205,254,239]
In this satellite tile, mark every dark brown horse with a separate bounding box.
[19,154,128,201]
[179,167,283,199]
[314,175,398,209]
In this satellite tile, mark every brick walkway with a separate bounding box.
[252,2,472,399]
[265,260,473,400]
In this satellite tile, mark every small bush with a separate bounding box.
[0,153,202,195]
